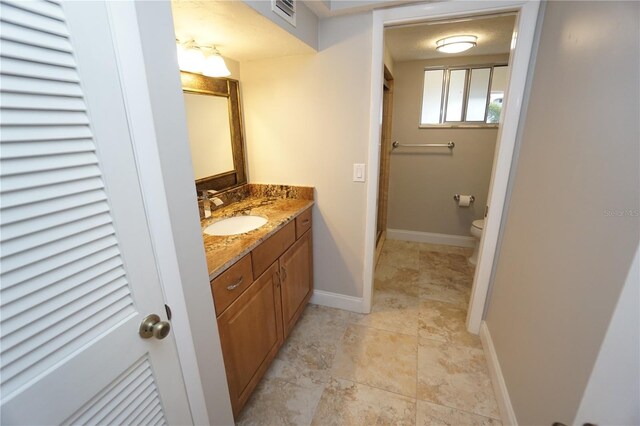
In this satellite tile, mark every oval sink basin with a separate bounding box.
[204,215,268,236]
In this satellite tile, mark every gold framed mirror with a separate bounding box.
[181,71,246,193]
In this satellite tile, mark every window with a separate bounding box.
[420,64,509,126]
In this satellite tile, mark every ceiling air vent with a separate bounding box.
[272,0,296,27]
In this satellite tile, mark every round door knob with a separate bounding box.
[139,314,171,340]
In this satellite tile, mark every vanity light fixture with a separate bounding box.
[203,46,231,77]
[176,40,231,77]
[435,35,478,54]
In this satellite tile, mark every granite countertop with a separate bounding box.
[201,184,314,280]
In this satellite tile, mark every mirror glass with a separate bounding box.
[184,93,234,179]
[181,72,246,192]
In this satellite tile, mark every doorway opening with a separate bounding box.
[363,1,541,334]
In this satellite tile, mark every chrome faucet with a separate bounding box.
[199,190,223,218]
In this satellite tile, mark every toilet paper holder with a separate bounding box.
[453,194,475,203]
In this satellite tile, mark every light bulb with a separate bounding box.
[178,46,205,73]
[202,52,231,77]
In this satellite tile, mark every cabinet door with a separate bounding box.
[280,230,313,337]
[217,262,283,416]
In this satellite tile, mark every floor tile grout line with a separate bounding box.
[308,379,330,426]
[346,321,420,339]
[327,372,418,401]
[329,312,419,402]
[417,334,484,351]
[415,397,503,422]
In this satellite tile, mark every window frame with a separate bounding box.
[419,62,508,129]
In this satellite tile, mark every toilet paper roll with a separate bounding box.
[458,195,472,207]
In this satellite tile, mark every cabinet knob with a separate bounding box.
[281,266,287,282]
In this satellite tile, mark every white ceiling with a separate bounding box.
[385,14,516,62]
[171,0,315,62]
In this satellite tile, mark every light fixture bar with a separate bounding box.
[436,35,478,54]
[176,40,231,77]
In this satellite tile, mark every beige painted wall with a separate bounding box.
[223,55,241,81]
[383,41,394,75]
[240,12,372,298]
[388,55,508,236]
[485,2,639,425]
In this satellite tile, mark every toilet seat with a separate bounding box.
[472,219,485,230]
[469,219,485,266]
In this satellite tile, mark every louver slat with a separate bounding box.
[64,358,167,425]
[0,57,79,82]
[0,74,83,97]
[0,92,85,111]
[0,20,72,52]
[2,0,66,21]
[0,38,76,68]
[0,3,68,37]
[0,164,101,193]
[0,245,121,303]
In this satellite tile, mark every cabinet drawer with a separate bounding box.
[251,221,295,278]
[295,207,312,239]
[211,254,253,316]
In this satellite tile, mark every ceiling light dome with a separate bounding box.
[436,35,477,54]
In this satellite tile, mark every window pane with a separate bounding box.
[420,69,444,124]
[445,69,467,122]
[487,66,509,123]
[465,68,490,121]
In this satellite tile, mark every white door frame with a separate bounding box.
[364,1,540,333]
[102,2,223,424]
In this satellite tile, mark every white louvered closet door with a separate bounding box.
[0,1,193,425]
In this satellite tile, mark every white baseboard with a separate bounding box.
[480,321,517,425]
[310,289,364,313]
[387,228,476,247]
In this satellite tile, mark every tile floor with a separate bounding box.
[236,240,501,426]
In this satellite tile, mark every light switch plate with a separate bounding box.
[353,163,365,182]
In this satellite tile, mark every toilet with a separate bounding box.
[469,219,485,266]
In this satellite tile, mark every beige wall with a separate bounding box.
[383,41,394,75]
[485,2,639,425]
[224,55,241,81]
[388,55,508,236]
[240,12,372,298]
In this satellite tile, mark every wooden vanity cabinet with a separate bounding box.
[212,207,313,417]
[217,262,283,416]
